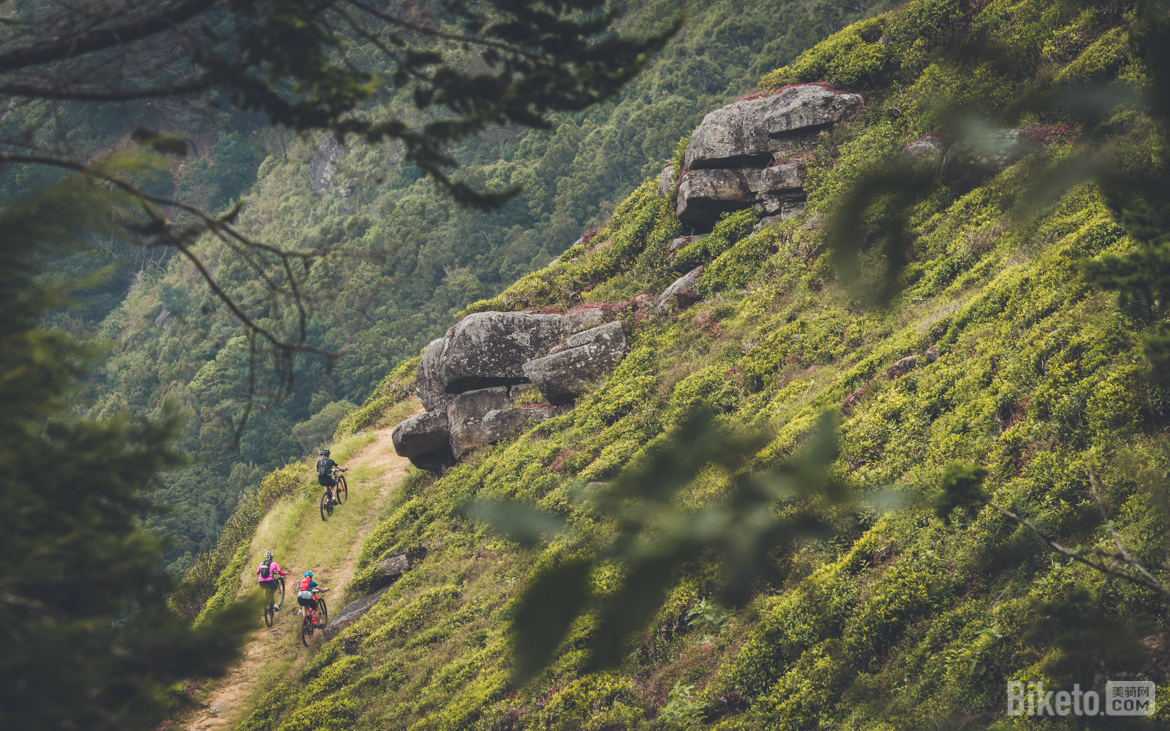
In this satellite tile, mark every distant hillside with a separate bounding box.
[182,0,1170,729]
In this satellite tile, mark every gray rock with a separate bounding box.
[523,322,630,404]
[391,410,454,472]
[762,84,863,136]
[941,130,1036,190]
[685,98,779,171]
[375,552,413,578]
[658,164,675,198]
[676,169,759,225]
[439,312,573,393]
[451,405,567,457]
[903,135,947,166]
[324,586,389,639]
[416,337,450,412]
[684,85,862,171]
[654,266,704,314]
[564,308,608,333]
[449,387,514,458]
[669,235,705,255]
[309,133,345,195]
[677,163,804,227]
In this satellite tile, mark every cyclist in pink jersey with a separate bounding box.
[256,551,288,612]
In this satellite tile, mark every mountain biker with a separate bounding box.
[296,571,326,625]
[256,551,288,612]
[316,449,347,505]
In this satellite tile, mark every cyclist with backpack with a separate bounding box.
[256,551,288,612]
[296,571,327,625]
[316,449,347,506]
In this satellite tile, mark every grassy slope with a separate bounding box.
[204,1,1170,729]
[178,426,419,730]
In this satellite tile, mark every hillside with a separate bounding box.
[182,0,1170,729]
[58,0,896,573]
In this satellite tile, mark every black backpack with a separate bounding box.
[260,560,273,580]
[317,458,331,477]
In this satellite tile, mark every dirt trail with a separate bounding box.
[186,422,415,731]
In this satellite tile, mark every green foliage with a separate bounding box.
[933,462,991,525]
[0,166,251,731]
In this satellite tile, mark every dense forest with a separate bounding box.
[4,0,894,573]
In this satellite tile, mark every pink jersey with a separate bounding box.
[256,560,287,583]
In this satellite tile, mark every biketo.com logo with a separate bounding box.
[1007,681,1155,717]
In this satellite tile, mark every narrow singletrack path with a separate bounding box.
[185,415,417,731]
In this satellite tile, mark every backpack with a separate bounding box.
[299,577,313,592]
[259,560,273,580]
[317,458,331,477]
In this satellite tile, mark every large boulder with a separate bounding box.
[448,387,514,458]
[324,586,388,640]
[654,267,704,314]
[523,322,630,404]
[451,405,567,458]
[416,337,450,412]
[309,133,345,195]
[677,163,805,226]
[762,84,863,136]
[391,410,454,472]
[439,312,573,393]
[684,85,863,171]
[941,129,1036,190]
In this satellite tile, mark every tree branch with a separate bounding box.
[0,0,217,73]
[0,75,214,101]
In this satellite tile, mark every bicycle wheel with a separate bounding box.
[336,476,347,504]
[301,613,312,646]
[275,577,285,609]
[264,603,274,628]
[320,491,331,521]
[318,598,329,630]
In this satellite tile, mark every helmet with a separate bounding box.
[264,551,273,561]
[304,571,313,578]
[320,449,330,456]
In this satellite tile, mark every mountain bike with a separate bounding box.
[300,588,330,646]
[262,576,285,628]
[319,468,347,521]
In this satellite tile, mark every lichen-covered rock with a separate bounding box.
[940,130,1036,190]
[451,405,567,458]
[324,586,388,639]
[391,410,453,472]
[903,134,947,166]
[416,337,450,412]
[762,84,863,136]
[309,133,344,195]
[439,312,573,393]
[654,266,704,314]
[448,387,514,458]
[676,169,758,225]
[564,308,608,333]
[684,85,862,171]
[658,164,675,198]
[523,322,630,404]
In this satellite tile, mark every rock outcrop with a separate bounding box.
[324,586,388,639]
[309,133,345,195]
[902,134,946,166]
[940,129,1037,190]
[658,164,675,198]
[394,309,626,470]
[522,322,630,404]
[654,266,704,314]
[391,410,454,472]
[677,85,862,229]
